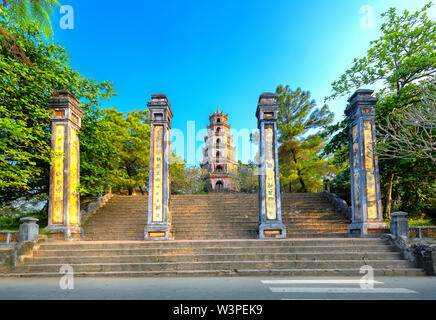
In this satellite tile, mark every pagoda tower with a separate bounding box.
[200,108,239,192]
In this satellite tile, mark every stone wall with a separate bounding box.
[384,234,436,276]
[0,246,14,272]
[80,191,113,226]
[0,240,44,273]
[412,244,436,276]
[322,191,352,220]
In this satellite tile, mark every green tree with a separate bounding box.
[276,85,335,193]
[237,160,258,193]
[79,108,119,196]
[377,80,436,161]
[1,0,60,39]
[0,19,116,205]
[171,156,207,194]
[0,0,60,66]
[323,3,436,218]
[326,2,435,102]
[320,120,350,192]
[102,108,150,195]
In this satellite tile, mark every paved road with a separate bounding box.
[0,277,435,300]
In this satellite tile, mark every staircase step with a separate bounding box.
[5,193,420,278]
[14,259,415,273]
[34,245,399,257]
[25,251,404,265]
[6,267,425,278]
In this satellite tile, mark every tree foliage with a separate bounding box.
[171,156,207,194]
[326,2,436,101]
[0,19,116,205]
[323,3,436,218]
[102,108,151,195]
[1,0,60,39]
[377,80,436,161]
[276,85,335,193]
[236,161,258,193]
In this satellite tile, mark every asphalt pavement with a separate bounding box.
[0,276,435,300]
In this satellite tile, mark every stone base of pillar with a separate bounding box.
[348,221,388,238]
[45,225,82,241]
[257,222,286,239]
[144,223,174,240]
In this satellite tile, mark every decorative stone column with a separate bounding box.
[256,92,286,239]
[345,89,387,237]
[145,94,174,240]
[46,90,84,241]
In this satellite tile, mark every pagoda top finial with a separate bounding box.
[217,106,221,113]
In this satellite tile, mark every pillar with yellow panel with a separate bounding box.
[145,94,174,240]
[256,93,286,239]
[346,89,387,237]
[46,90,84,241]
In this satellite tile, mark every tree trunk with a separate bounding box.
[289,183,292,193]
[0,27,33,66]
[384,173,395,219]
[298,172,307,193]
[291,151,307,193]
[128,188,133,196]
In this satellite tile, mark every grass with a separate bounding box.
[385,216,435,227]
[39,228,51,235]
[408,217,435,227]
[0,227,51,235]
[0,227,18,231]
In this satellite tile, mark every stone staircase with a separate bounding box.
[3,193,426,277]
[83,193,350,241]
[6,238,425,277]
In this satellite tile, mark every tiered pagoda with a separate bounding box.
[200,108,239,192]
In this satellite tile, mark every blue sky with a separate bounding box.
[51,0,435,164]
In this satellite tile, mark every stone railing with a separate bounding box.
[0,217,40,244]
[410,226,436,239]
[0,217,42,273]
[384,213,436,275]
[0,231,19,244]
[80,190,113,226]
[321,191,352,220]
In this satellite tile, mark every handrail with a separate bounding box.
[0,231,19,244]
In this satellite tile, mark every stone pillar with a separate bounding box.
[390,212,409,237]
[46,90,84,241]
[19,217,39,242]
[345,89,387,237]
[145,94,174,240]
[256,92,286,239]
